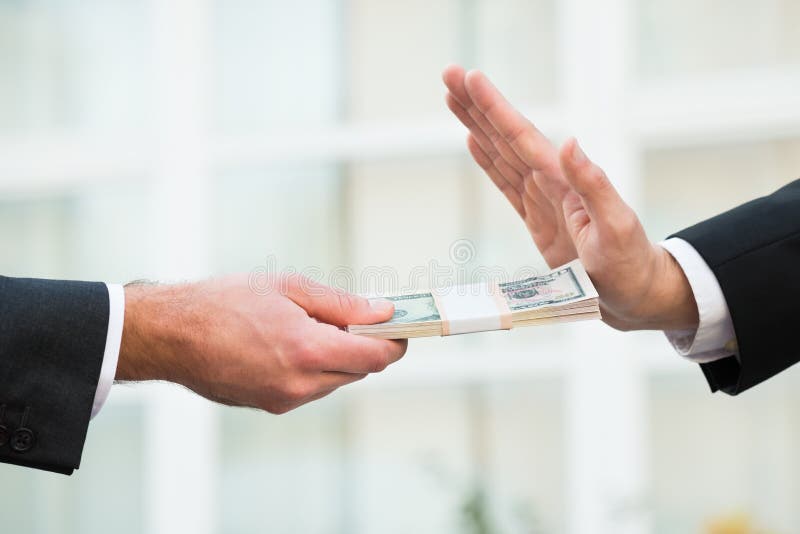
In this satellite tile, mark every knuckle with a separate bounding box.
[282,379,312,402]
[614,210,640,236]
[506,122,529,147]
[586,165,610,190]
[491,154,507,173]
[296,340,320,367]
[471,147,492,170]
[275,273,298,296]
[281,272,314,296]
[287,333,322,368]
[336,291,360,314]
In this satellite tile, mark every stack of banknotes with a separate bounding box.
[348,260,600,339]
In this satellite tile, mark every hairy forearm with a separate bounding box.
[117,283,199,383]
[111,273,405,414]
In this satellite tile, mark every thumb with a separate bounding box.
[561,188,591,245]
[559,138,627,223]
[284,275,395,327]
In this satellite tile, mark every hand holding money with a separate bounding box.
[120,274,407,414]
[349,260,600,339]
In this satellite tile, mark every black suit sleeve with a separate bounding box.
[671,179,800,395]
[0,277,109,474]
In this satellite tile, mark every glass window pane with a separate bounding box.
[641,139,800,239]
[216,398,347,534]
[345,0,463,121]
[473,0,557,106]
[0,180,154,281]
[210,164,343,274]
[345,0,557,121]
[212,0,342,132]
[345,156,468,285]
[0,0,152,133]
[637,0,800,79]
[0,195,74,278]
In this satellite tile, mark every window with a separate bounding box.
[1,1,798,532]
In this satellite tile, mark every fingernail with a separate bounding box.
[369,298,394,315]
[572,140,587,164]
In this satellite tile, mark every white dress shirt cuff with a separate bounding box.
[91,283,125,419]
[659,238,738,364]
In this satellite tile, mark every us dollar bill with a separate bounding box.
[500,265,590,311]
[379,293,440,324]
[348,259,600,338]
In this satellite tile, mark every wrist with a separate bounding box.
[600,244,699,332]
[117,283,194,382]
[634,245,699,331]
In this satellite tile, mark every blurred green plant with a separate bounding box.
[461,487,493,534]
[421,453,546,534]
[458,484,545,534]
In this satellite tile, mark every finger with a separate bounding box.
[463,69,559,175]
[270,383,343,414]
[314,372,367,394]
[467,133,524,192]
[558,138,626,223]
[294,372,367,409]
[285,276,395,327]
[464,104,529,175]
[520,185,558,230]
[560,189,591,243]
[323,371,368,385]
[446,93,500,161]
[453,97,532,212]
[444,73,529,176]
[445,92,475,130]
[458,73,568,211]
[523,171,555,212]
[466,134,526,218]
[442,63,471,107]
[307,323,409,374]
[300,384,346,407]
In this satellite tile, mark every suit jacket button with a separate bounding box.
[11,428,35,453]
[0,425,8,447]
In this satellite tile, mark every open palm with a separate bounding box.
[444,66,698,332]
[442,65,577,268]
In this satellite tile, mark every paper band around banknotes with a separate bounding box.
[432,282,513,336]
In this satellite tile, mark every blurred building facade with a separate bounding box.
[1,1,800,533]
